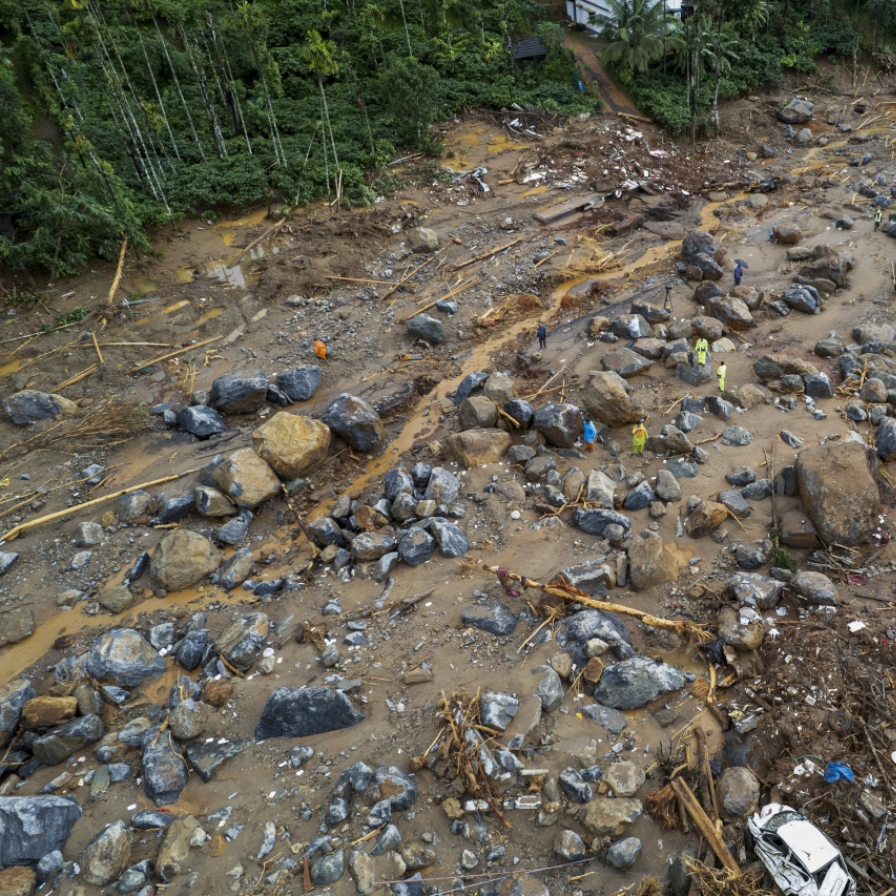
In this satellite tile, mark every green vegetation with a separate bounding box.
[0,0,593,276]
[591,0,896,136]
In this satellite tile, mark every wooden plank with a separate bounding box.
[532,196,598,225]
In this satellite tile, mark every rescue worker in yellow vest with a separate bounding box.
[717,361,727,392]
[875,208,883,231]
[695,337,708,367]
[632,419,647,456]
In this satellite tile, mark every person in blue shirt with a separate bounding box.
[583,418,597,451]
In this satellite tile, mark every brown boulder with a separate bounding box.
[795,442,879,546]
[0,867,35,896]
[628,537,682,591]
[251,413,330,479]
[580,372,642,426]
[686,500,728,538]
[151,530,221,591]
[211,448,281,509]
[21,697,78,730]
[446,430,512,468]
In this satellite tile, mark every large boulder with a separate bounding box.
[407,227,439,252]
[580,372,642,426]
[157,816,201,882]
[322,394,385,452]
[681,231,719,264]
[778,98,813,124]
[628,537,681,591]
[686,500,728,538]
[32,714,104,765]
[141,724,189,806]
[0,609,34,647]
[707,296,753,330]
[601,348,652,378]
[446,430,511,468]
[877,417,896,461]
[216,613,269,670]
[593,657,686,710]
[795,442,879,545]
[86,629,166,686]
[0,680,36,748]
[3,391,77,425]
[574,508,631,538]
[457,397,498,431]
[210,370,268,414]
[255,687,364,739]
[718,767,760,818]
[252,413,330,478]
[152,530,221,591]
[277,366,321,402]
[209,448,280,509]
[176,405,224,439]
[754,354,818,381]
[783,285,821,314]
[772,223,802,245]
[582,798,642,837]
[0,797,82,868]
[80,821,130,887]
[407,313,445,344]
[533,403,582,449]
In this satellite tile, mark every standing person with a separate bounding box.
[537,322,547,351]
[631,419,647,456]
[583,418,597,451]
[733,262,744,287]
[717,361,727,392]
[875,208,883,231]
[695,337,708,368]
[663,285,673,314]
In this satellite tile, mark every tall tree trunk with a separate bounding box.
[248,42,288,169]
[318,76,340,168]
[154,14,206,159]
[137,27,182,160]
[397,0,414,54]
[222,52,253,154]
[179,26,228,159]
[205,16,241,137]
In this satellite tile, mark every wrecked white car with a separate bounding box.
[747,804,857,896]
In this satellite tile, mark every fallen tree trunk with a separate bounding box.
[484,565,711,643]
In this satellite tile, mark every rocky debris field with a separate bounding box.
[0,84,896,896]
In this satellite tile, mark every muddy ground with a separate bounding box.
[1,68,895,896]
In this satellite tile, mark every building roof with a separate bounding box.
[512,36,548,60]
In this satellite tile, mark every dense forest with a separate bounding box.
[0,0,587,276]
[1,0,895,277]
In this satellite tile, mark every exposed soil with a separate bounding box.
[1,64,895,896]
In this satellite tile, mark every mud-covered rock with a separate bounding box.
[210,370,268,414]
[407,313,445,344]
[457,397,498,431]
[255,687,364,739]
[0,609,33,647]
[718,767,760,818]
[322,394,384,452]
[686,500,727,538]
[252,413,330,478]
[795,442,879,545]
[601,348,653,378]
[447,429,512,468]
[86,629,165,686]
[628,536,681,591]
[157,816,200,882]
[791,570,838,605]
[3,391,77,425]
[209,448,280,509]
[707,296,753,330]
[581,371,642,426]
[151,530,221,591]
[216,613,269,670]
[582,798,642,837]
[80,821,130,886]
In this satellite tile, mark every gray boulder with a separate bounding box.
[681,231,719,264]
[3,391,76,425]
[783,285,821,313]
[556,610,631,667]
[622,480,656,511]
[461,601,518,637]
[778,98,813,124]
[86,629,165,686]
[480,692,518,730]
[431,520,469,558]
[574,508,631,538]
[601,348,652,378]
[727,573,783,610]
[791,571,838,606]
[424,467,460,504]
[216,613,269,671]
[532,665,564,712]
[707,296,753,330]
[407,313,445,344]
[278,366,321,402]
[0,796,82,868]
[877,418,896,460]
[210,370,268,414]
[453,372,488,405]
[80,821,130,886]
[398,528,435,566]
[322,394,385,452]
[0,680,36,748]
[176,406,223,439]
[141,724,189,806]
[33,714,104,765]
[606,837,642,869]
[533,403,583,449]
[255,687,364,739]
[593,657,686,710]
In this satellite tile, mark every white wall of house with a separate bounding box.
[567,0,684,32]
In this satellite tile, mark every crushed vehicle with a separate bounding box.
[746,803,857,896]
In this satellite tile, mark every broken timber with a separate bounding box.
[532,196,601,225]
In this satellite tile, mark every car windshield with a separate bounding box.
[765,811,805,834]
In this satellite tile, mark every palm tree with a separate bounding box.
[589,0,682,75]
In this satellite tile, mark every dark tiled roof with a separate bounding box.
[512,36,548,59]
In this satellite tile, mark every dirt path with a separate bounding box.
[564,31,641,117]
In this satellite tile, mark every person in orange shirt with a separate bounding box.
[632,419,647,455]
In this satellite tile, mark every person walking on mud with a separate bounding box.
[875,208,883,231]
[663,284,673,314]
[537,322,547,351]
[717,361,727,392]
[733,262,744,287]
[631,419,647,456]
